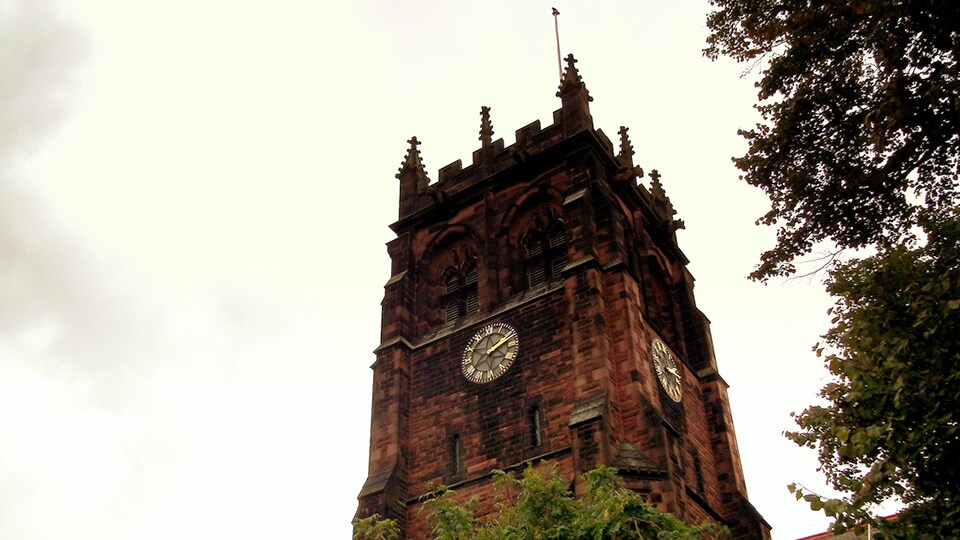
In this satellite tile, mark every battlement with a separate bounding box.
[396,55,590,218]
[394,54,681,241]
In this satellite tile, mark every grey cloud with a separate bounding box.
[0,0,90,165]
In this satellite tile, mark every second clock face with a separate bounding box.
[461,323,519,384]
[652,338,682,402]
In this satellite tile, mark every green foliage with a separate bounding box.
[353,513,401,540]
[421,485,480,540]
[706,1,960,533]
[420,465,721,540]
[785,210,960,536]
[356,465,722,539]
[705,0,960,280]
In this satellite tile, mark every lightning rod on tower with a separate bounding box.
[552,8,562,81]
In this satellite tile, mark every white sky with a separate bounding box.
[1,1,844,538]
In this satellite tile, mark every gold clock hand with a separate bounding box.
[486,332,515,354]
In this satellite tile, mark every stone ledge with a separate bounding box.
[569,393,608,427]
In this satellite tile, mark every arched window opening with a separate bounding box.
[443,259,479,323]
[522,219,567,289]
[523,234,547,288]
[548,224,568,277]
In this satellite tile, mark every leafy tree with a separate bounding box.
[786,209,960,537]
[353,513,401,540]
[354,464,722,539]
[705,0,959,280]
[705,1,960,535]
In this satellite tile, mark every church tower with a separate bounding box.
[356,55,771,539]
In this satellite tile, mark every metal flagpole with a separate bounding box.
[552,8,562,81]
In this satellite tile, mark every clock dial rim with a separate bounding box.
[461,322,519,384]
[651,338,682,402]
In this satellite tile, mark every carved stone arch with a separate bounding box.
[514,210,570,292]
[517,206,564,242]
[429,243,478,281]
[508,205,563,291]
[422,225,480,278]
[420,224,481,327]
[640,249,671,284]
[491,180,565,296]
[497,179,565,244]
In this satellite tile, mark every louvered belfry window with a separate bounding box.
[524,234,547,288]
[444,272,460,322]
[548,224,568,276]
[523,219,567,289]
[443,258,479,323]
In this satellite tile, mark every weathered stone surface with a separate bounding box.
[356,55,770,539]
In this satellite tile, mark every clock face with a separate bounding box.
[651,338,682,402]
[461,323,519,384]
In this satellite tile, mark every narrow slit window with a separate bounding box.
[693,451,705,494]
[450,434,461,475]
[529,406,542,448]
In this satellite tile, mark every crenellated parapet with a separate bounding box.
[394,54,683,248]
[394,55,596,223]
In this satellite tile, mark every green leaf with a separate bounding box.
[417,465,719,539]
[712,0,960,532]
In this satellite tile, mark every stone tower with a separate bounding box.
[356,55,771,539]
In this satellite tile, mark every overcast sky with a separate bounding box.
[1,1,847,538]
